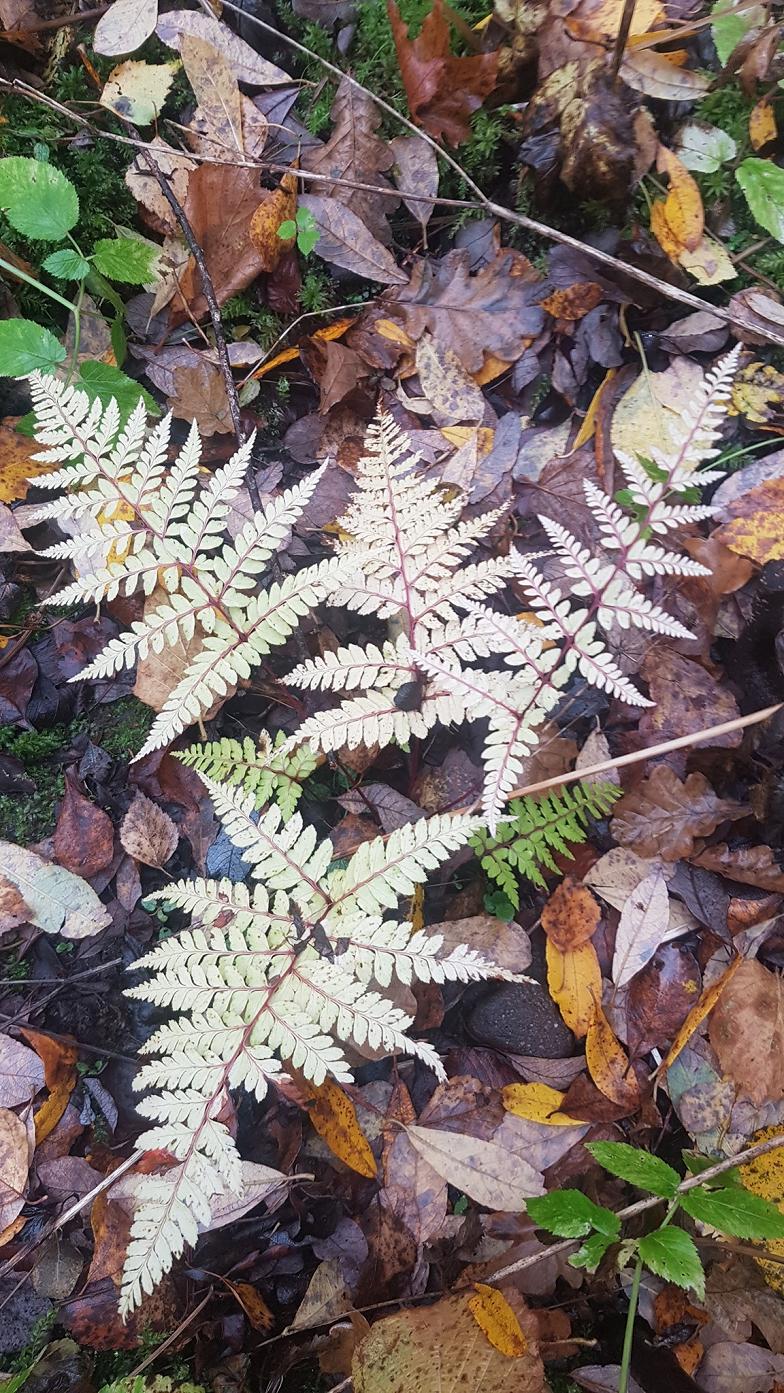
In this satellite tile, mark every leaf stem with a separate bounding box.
[619,1254,643,1393]
[0,253,76,313]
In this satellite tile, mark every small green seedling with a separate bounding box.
[277,205,319,257]
[527,1141,784,1393]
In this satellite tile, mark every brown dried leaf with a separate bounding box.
[120,791,178,868]
[249,175,297,273]
[612,766,745,861]
[53,768,115,879]
[181,33,243,160]
[303,76,398,242]
[709,959,784,1105]
[388,0,498,147]
[390,134,439,230]
[169,360,234,435]
[176,163,266,321]
[125,138,196,236]
[299,194,407,285]
[691,843,784,892]
[638,650,742,749]
[541,877,600,951]
[716,475,784,563]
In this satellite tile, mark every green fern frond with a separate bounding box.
[178,732,319,819]
[471,781,621,908]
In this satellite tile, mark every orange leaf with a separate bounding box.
[540,283,604,320]
[250,316,355,381]
[572,368,617,450]
[750,99,777,150]
[305,1077,377,1178]
[20,1028,78,1090]
[0,422,51,504]
[656,144,704,252]
[586,1008,640,1107]
[650,198,683,259]
[659,955,743,1078]
[32,1082,74,1143]
[249,178,296,273]
[224,1279,275,1330]
[468,1284,528,1357]
[546,939,601,1038]
[541,876,600,951]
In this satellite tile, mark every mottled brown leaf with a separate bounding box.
[691,843,784,892]
[53,769,114,879]
[612,766,745,861]
[120,791,178,869]
[303,76,397,242]
[541,877,600,951]
[299,194,407,285]
[388,0,498,147]
[709,959,784,1105]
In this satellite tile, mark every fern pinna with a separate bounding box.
[25,373,345,759]
[120,785,507,1314]
[178,731,319,819]
[282,348,739,830]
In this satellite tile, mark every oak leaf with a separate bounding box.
[691,843,784,892]
[612,766,745,861]
[388,0,498,147]
[709,959,784,1105]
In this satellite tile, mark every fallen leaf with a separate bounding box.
[620,50,710,100]
[120,791,178,868]
[656,143,704,252]
[612,866,672,989]
[94,0,157,55]
[299,194,407,285]
[750,98,777,149]
[0,503,33,553]
[612,767,744,861]
[388,0,498,147]
[638,650,742,750]
[249,175,297,272]
[586,1008,640,1107]
[352,1289,547,1393]
[659,954,742,1077]
[677,233,738,285]
[414,333,485,424]
[0,1034,44,1107]
[405,1124,544,1208]
[125,138,196,236]
[156,8,291,85]
[169,360,234,435]
[541,877,600,952]
[709,958,784,1105]
[303,76,398,243]
[181,33,243,160]
[0,422,52,502]
[691,844,784,892]
[177,163,266,320]
[540,283,604,320]
[305,1077,377,1178]
[627,942,702,1056]
[501,1082,583,1126]
[390,134,439,231]
[675,120,737,173]
[0,839,111,939]
[224,1280,275,1330]
[100,59,178,126]
[716,475,784,563]
[291,1259,352,1330]
[53,768,115,879]
[546,939,601,1038]
[468,1284,528,1357]
[0,1108,29,1232]
[697,1341,784,1393]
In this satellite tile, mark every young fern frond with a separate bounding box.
[25,373,343,760]
[471,781,622,909]
[178,732,319,819]
[282,347,740,830]
[122,787,505,1315]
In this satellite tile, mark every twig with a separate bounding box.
[611,0,637,78]
[3,3,109,36]
[490,1130,784,1285]
[127,1288,214,1377]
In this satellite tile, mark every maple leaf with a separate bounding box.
[387,0,498,147]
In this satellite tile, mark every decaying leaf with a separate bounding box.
[100,59,178,126]
[303,77,398,243]
[249,174,297,272]
[546,939,601,1038]
[405,1124,544,1208]
[0,1034,44,1108]
[120,791,178,868]
[155,8,291,86]
[612,767,745,861]
[691,844,784,892]
[541,877,600,952]
[611,865,672,989]
[586,1008,640,1108]
[0,839,111,939]
[305,1078,378,1178]
[468,1284,529,1357]
[388,0,498,147]
[716,474,784,563]
[180,33,243,161]
[709,958,784,1105]
[0,1108,29,1233]
[299,194,407,285]
[390,134,439,231]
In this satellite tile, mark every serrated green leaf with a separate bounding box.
[78,362,157,418]
[736,158,784,244]
[680,1184,784,1239]
[0,319,66,377]
[569,1230,615,1272]
[42,248,90,281]
[711,0,766,65]
[682,1152,741,1187]
[92,236,160,285]
[587,1142,679,1199]
[527,1190,621,1239]
[0,156,78,240]
[638,1227,704,1298]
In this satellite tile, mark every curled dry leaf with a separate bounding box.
[541,877,600,952]
[0,839,111,939]
[611,766,745,861]
[120,791,178,868]
[388,0,498,147]
[709,958,784,1105]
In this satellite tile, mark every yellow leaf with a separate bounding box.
[250,316,355,382]
[473,352,511,385]
[306,1077,377,1178]
[586,1008,640,1107]
[656,144,704,252]
[677,234,736,286]
[249,175,297,273]
[572,369,617,450]
[546,939,601,1038]
[440,425,495,454]
[740,1126,784,1291]
[750,99,777,150]
[660,956,743,1078]
[468,1284,528,1358]
[375,318,415,348]
[0,423,50,503]
[32,1082,74,1143]
[501,1082,583,1126]
[650,198,683,259]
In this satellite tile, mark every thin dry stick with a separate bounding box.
[128,1289,214,1377]
[490,1129,784,1285]
[611,0,637,77]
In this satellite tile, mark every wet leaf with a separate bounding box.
[0,422,52,502]
[0,1035,44,1107]
[100,59,178,126]
[709,958,784,1105]
[177,163,266,319]
[501,1082,583,1126]
[586,1008,640,1108]
[675,121,737,173]
[53,768,114,879]
[304,77,397,243]
[546,939,601,1038]
[388,0,498,147]
[0,1108,29,1232]
[627,943,702,1056]
[0,839,111,939]
[120,791,178,868]
[691,843,784,891]
[620,51,709,100]
[405,1124,545,1208]
[660,955,742,1077]
[716,475,784,563]
[698,1342,784,1393]
[94,0,157,56]
[737,157,784,242]
[414,333,485,424]
[305,1078,377,1178]
[656,144,704,253]
[638,650,742,750]
[468,1284,528,1357]
[541,877,600,952]
[750,98,777,149]
[612,768,744,862]
[299,194,406,285]
[390,134,439,230]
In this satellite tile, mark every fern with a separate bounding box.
[178,731,319,819]
[24,373,344,760]
[471,781,621,909]
[282,349,739,830]
[120,787,508,1316]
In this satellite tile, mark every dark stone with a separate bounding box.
[464,980,574,1059]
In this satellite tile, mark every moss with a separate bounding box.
[222,295,284,351]
[84,696,154,758]
[0,725,68,844]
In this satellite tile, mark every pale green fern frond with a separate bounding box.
[178,731,319,819]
